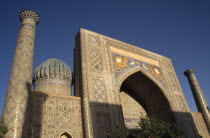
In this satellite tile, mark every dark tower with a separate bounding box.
[184,69,210,133]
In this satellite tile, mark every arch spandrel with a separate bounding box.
[112,53,166,89]
[112,56,176,111]
[117,67,167,93]
[112,53,167,88]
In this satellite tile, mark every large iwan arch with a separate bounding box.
[74,29,201,137]
[118,69,176,130]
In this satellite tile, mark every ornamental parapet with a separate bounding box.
[19,10,40,25]
[184,69,195,76]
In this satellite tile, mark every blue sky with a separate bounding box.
[0,0,210,115]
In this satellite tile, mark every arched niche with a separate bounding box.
[60,132,72,138]
[118,69,176,130]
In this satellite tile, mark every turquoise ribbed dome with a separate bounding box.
[33,58,72,82]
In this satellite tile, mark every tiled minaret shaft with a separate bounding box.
[2,10,40,138]
[184,69,210,133]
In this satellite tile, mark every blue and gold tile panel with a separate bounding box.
[112,53,167,89]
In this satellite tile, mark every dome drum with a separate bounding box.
[34,78,72,96]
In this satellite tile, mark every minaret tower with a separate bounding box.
[184,69,210,133]
[2,10,40,137]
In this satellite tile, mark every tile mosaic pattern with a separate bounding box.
[90,49,103,72]
[191,112,210,138]
[32,91,83,138]
[93,78,107,105]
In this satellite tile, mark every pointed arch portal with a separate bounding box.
[60,132,72,138]
[119,70,175,130]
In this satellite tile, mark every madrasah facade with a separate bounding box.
[2,10,210,138]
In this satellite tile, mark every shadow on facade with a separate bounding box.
[88,102,200,138]
[20,83,200,137]
[22,82,32,138]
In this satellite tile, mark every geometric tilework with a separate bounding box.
[191,112,210,138]
[96,114,110,138]
[90,49,103,72]
[176,96,187,112]
[88,34,100,46]
[93,78,106,103]
[168,72,179,93]
[32,91,83,138]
